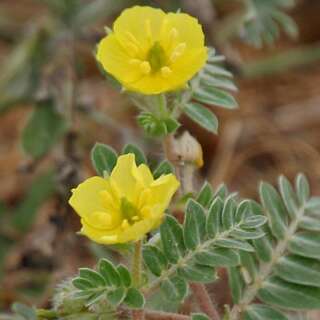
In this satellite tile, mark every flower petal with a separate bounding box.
[118,218,155,243]
[148,174,180,214]
[113,6,166,50]
[136,163,154,187]
[69,176,108,218]
[96,34,142,84]
[80,219,121,244]
[110,153,141,202]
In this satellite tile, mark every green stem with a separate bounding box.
[156,94,168,118]
[132,239,143,287]
[36,309,59,319]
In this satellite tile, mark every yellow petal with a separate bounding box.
[69,176,109,218]
[80,219,121,244]
[148,174,180,214]
[96,34,142,84]
[118,218,155,243]
[110,153,140,202]
[113,6,166,49]
[136,163,154,187]
[164,12,205,50]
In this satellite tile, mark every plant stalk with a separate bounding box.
[132,240,144,320]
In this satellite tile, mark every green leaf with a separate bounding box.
[91,143,117,176]
[222,196,238,230]
[259,182,287,239]
[197,182,214,208]
[242,215,268,229]
[72,277,95,290]
[107,287,126,306]
[230,228,265,240]
[161,276,188,302]
[124,288,145,309]
[11,303,36,320]
[122,144,146,165]
[205,64,233,78]
[153,160,174,179]
[160,216,185,264]
[143,245,167,277]
[258,276,320,310]
[117,265,131,288]
[79,268,106,287]
[299,216,320,231]
[215,239,255,252]
[195,248,240,267]
[252,226,273,262]
[228,267,244,304]
[164,117,180,134]
[244,304,288,320]
[178,262,217,283]
[239,251,258,280]
[193,87,238,109]
[214,184,228,200]
[279,175,298,218]
[184,102,218,133]
[295,173,310,205]
[191,313,210,320]
[206,197,223,237]
[98,258,121,287]
[274,255,320,287]
[305,197,320,212]
[184,199,206,250]
[11,171,55,232]
[289,232,320,259]
[137,112,167,137]
[22,100,67,158]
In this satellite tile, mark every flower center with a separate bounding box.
[147,41,167,72]
[120,197,140,225]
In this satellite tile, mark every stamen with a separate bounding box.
[132,215,140,221]
[125,31,140,46]
[140,61,151,74]
[161,66,172,78]
[170,42,186,62]
[126,43,139,55]
[130,58,141,65]
[121,219,130,229]
[169,28,179,41]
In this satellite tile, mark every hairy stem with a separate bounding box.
[190,283,220,320]
[145,310,190,320]
[132,240,144,320]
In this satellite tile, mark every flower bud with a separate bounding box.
[174,131,204,168]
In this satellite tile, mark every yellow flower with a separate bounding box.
[69,153,180,244]
[96,6,207,94]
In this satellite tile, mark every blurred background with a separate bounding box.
[0,0,320,317]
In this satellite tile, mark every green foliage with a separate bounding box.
[153,160,174,179]
[22,100,67,159]
[91,143,117,176]
[241,0,298,47]
[142,190,267,302]
[122,144,146,165]
[228,174,320,318]
[11,303,36,320]
[11,170,55,232]
[0,27,47,113]
[137,112,180,137]
[184,103,218,134]
[190,48,238,111]
[72,258,145,309]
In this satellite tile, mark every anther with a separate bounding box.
[121,219,130,229]
[170,42,186,62]
[130,58,141,65]
[161,66,172,77]
[140,61,151,74]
